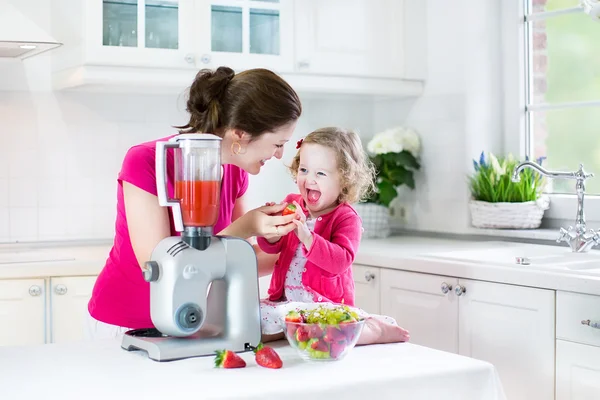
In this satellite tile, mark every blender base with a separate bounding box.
[121,324,256,361]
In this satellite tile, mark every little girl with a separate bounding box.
[257,127,410,345]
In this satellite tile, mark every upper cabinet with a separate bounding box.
[51,0,426,96]
[294,0,403,78]
[194,0,295,72]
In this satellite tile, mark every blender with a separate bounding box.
[121,134,262,361]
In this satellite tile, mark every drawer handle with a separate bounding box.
[364,271,376,282]
[581,319,600,329]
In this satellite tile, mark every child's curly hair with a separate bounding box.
[289,127,376,204]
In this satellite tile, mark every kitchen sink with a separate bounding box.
[422,243,600,271]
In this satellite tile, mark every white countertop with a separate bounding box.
[0,339,505,400]
[0,241,112,279]
[355,235,600,296]
[3,235,600,296]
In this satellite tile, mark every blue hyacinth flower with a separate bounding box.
[473,159,480,171]
[479,151,486,167]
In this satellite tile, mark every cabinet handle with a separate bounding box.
[54,284,68,295]
[184,53,195,64]
[454,285,466,296]
[29,285,42,297]
[200,54,211,64]
[441,282,452,294]
[581,319,600,329]
[297,60,310,69]
[364,271,376,282]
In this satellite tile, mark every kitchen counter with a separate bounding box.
[0,241,112,279]
[355,235,600,296]
[0,339,505,400]
[3,234,600,296]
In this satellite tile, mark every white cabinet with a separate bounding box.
[50,276,98,344]
[458,279,555,400]
[294,0,405,78]
[50,0,426,95]
[0,279,46,346]
[380,269,458,353]
[0,276,98,347]
[52,0,295,90]
[352,264,380,314]
[555,291,600,400]
[380,269,555,400]
[556,340,600,400]
[194,0,295,72]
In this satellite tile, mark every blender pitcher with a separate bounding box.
[156,134,221,250]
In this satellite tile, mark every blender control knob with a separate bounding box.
[143,261,160,282]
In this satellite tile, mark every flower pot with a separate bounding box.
[469,196,550,229]
[355,203,391,238]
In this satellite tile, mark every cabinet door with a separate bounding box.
[458,279,555,400]
[84,0,197,69]
[380,269,458,353]
[0,279,46,346]
[556,339,600,400]
[352,264,380,314]
[194,0,295,72]
[294,0,405,78]
[50,276,98,344]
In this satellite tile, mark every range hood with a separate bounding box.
[0,1,62,59]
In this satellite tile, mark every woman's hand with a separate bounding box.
[245,202,297,238]
[291,201,313,250]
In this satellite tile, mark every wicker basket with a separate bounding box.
[355,203,391,238]
[469,196,550,229]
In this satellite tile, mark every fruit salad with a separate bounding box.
[283,304,365,361]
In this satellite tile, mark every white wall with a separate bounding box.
[376,0,504,234]
[0,61,378,243]
[0,0,507,243]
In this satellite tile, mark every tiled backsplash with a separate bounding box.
[0,91,381,243]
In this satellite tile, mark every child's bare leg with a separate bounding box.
[261,332,285,343]
[356,316,410,345]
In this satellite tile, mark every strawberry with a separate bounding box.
[310,339,329,353]
[253,343,283,369]
[323,326,345,343]
[339,322,359,342]
[285,310,304,323]
[308,324,324,339]
[281,203,297,216]
[295,326,309,342]
[330,342,347,359]
[214,349,246,369]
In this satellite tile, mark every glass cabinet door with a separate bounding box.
[210,0,280,56]
[102,0,180,50]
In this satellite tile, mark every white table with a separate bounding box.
[0,340,506,400]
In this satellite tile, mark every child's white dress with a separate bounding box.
[259,219,397,335]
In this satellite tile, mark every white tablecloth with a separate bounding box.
[0,339,506,400]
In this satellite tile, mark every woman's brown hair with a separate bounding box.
[176,66,302,140]
[289,127,376,204]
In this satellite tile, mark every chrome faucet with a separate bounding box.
[512,161,600,253]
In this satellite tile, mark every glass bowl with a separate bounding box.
[282,319,365,361]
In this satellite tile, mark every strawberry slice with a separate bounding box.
[284,310,304,323]
[330,342,347,359]
[308,324,324,339]
[253,343,283,369]
[310,339,329,353]
[323,326,346,343]
[281,204,297,216]
[295,326,309,342]
[214,349,246,369]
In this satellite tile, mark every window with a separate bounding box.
[524,0,600,197]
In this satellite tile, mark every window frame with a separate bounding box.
[502,0,600,225]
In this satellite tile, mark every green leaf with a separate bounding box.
[377,180,397,207]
